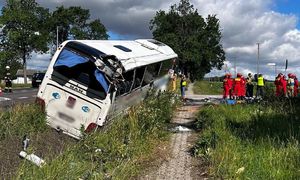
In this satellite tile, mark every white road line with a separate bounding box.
[18,97,29,99]
[32,95,37,97]
[0,97,11,101]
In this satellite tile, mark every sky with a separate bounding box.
[1,0,300,80]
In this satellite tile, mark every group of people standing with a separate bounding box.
[223,73,264,100]
[275,73,298,97]
[223,72,299,99]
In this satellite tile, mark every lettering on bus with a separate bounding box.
[69,84,84,94]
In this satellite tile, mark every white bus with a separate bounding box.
[36,39,177,139]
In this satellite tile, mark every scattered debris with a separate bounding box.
[170,125,192,132]
[19,151,46,167]
[236,167,245,174]
[22,135,30,151]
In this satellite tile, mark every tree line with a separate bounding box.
[0,0,225,83]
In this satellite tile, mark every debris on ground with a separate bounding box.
[170,125,192,132]
[19,151,46,167]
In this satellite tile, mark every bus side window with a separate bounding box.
[142,63,160,86]
[116,70,134,96]
[133,67,146,89]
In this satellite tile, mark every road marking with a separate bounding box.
[0,97,11,101]
[18,97,29,99]
[32,95,37,97]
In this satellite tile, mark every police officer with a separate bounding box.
[4,65,12,93]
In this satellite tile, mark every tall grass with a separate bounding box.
[194,99,300,179]
[16,91,179,179]
[0,105,47,140]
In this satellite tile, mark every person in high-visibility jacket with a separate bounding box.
[274,73,283,97]
[234,73,242,99]
[294,74,298,97]
[180,75,187,101]
[256,74,265,98]
[287,73,295,97]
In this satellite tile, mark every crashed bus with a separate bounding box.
[36,39,178,139]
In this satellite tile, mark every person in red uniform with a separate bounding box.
[223,73,231,99]
[234,73,242,99]
[281,74,287,97]
[294,74,298,97]
[274,73,283,97]
[228,74,234,99]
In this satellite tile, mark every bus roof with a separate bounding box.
[68,39,178,71]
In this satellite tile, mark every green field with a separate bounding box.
[193,99,300,179]
[193,80,276,96]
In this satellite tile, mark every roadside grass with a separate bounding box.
[0,83,32,89]
[16,91,179,179]
[193,81,223,95]
[193,80,276,96]
[0,104,47,140]
[193,98,300,179]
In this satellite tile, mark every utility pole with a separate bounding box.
[234,56,237,76]
[257,43,260,75]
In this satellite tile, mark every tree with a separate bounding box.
[150,0,225,80]
[0,0,50,84]
[49,6,109,50]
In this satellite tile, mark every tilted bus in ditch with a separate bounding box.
[36,39,178,139]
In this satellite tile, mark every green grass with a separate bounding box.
[0,104,47,140]
[0,83,32,89]
[16,91,179,179]
[193,99,300,179]
[193,81,223,95]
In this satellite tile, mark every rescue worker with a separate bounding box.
[223,73,231,99]
[281,75,287,97]
[4,65,12,93]
[172,73,177,92]
[294,74,298,97]
[274,73,283,97]
[287,73,295,97]
[246,73,254,98]
[256,74,265,98]
[233,73,242,99]
[180,75,187,101]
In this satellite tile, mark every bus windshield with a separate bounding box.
[53,48,109,99]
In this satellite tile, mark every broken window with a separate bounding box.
[53,48,109,99]
[116,70,134,96]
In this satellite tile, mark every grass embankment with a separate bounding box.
[0,105,46,141]
[193,99,300,179]
[16,91,178,179]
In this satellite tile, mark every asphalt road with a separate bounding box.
[0,88,38,108]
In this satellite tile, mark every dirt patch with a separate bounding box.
[0,129,75,179]
[139,103,209,180]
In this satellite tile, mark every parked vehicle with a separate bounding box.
[36,39,177,139]
[32,72,45,88]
